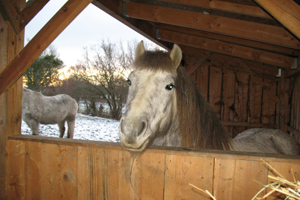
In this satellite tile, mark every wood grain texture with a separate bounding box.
[249,76,263,124]
[165,154,214,200]
[7,140,25,199]
[131,152,165,200]
[40,143,78,199]
[24,141,41,199]
[261,79,277,124]
[196,65,209,100]
[234,73,249,135]
[0,0,24,198]
[159,29,294,68]
[163,0,272,19]
[209,66,222,119]
[6,136,300,200]
[125,2,300,49]
[78,146,105,200]
[156,24,300,57]
[255,0,300,40]
[222,69,235,135]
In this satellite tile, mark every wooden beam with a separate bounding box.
[125,2,300,50]
[0,0,93,96]
[0,0,21,33]
[162,0,273,19]
[159,29,295,68]
[179,45,279,78]
[255,0,300,40]
[155,23,300,57]
[0,0,49,34]
[19,0,50,31]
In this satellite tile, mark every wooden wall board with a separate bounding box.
[6,136,300,200]
[214,158,268,199]
[164,154,214,200]
[234,73,249,135]
[221,69,235,135]
[131,151,165,199]
[262,79,277,124]
[77,146,105,200]
[7,140,25,200]
[40,143,78,199]
[234,159,269,199]
[196,65,209,100]
[209,66,222,119]
[105,149,135,199]
[279,69,291,131]
[24,141,41,200]
[249,76,263,124]
[290,76,300,142]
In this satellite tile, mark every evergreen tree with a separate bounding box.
[23,46,63,92]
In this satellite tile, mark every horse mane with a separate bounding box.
[175,67,232,150]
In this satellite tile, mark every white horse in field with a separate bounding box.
[22,88,78,138]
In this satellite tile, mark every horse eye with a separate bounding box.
[127,79,131,86]
[166,83,175,90]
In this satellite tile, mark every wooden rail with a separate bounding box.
[7,135,300,200]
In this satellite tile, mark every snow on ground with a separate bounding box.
[21,113,120,142]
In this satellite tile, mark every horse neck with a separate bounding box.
[152,114,182,147]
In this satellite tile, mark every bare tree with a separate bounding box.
[73,39,134,120]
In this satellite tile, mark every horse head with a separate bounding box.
[119,41,182,152]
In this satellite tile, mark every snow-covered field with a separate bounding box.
[21,113,120,142]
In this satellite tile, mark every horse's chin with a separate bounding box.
[121,138,150,153]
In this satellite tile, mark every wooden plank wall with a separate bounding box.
[290,76,300,143]
[184,54,279,137]
[7,136,300,200]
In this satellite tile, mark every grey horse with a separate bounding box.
[119,41,300,155]
[22,88,78,138]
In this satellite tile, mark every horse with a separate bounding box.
[22,88,78,138]
[119,41,300,155]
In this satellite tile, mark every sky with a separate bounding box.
[25,0,157,68]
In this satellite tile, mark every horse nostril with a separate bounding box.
[137,121,146,137]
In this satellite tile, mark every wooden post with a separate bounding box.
[0,0,25,198]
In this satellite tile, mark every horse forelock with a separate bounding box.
[133,50,177,72]
[175,67,232,150]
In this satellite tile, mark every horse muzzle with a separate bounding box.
[119,117,150,152]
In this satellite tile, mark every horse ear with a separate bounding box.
[170,44,182,68]
[135,41,145,60]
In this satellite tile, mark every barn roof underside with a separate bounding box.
[92,0,300,78]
